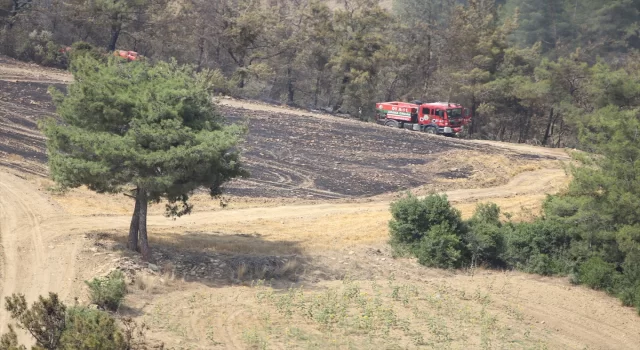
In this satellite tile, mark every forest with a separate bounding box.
[0,0,639,146]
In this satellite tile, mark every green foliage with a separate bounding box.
[67,41,107,66]
[42,54,248,257]
[465,221,504,267]
[60,307,127,350]
[1,292,159,350]
[578,256,619,292]
[389,193,464,245]
[414,223,465,268]
[3,293,66,350]
[44,54,247,201]
[17,30,66,67]
[0,326,26,350]
[43,55,247,201]
[469,202,501,227]
[85,270,127,311]
[501,219,573,274]
[388,194,469,268]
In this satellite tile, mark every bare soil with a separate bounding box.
[1,56,638,350]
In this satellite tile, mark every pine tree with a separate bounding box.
[41,55,248,260]
[504,0,573,53]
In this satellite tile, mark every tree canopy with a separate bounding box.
[41,54,247,259]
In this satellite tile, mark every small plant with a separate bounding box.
[242,328,268,349]
[60,307,127,349]
[85,270,127,311]
[3,293,66,350]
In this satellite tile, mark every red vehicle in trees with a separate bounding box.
[114,50,141,61]
[58,47,142,62]
[375,100,471,136]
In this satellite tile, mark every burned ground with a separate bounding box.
[0,80,555,198]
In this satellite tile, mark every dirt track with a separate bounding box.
[2,57,640,349]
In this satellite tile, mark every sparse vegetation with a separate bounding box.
[0,292,158,350]
[235,276,547,349]
[85,270,127,311]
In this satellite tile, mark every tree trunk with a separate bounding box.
[556,117,564,148]
[332,64,350,112]
[469,99,478,135]
[138,189,150,261]
[542,107,554,146]
[128,188,140,252]
[313,75,320,108]
[108,25,121,52]
[197,36,205,72]
[286,66,295,105]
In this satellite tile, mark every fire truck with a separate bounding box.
[375,100,471,136]
[113,50,141,61]
[59,47,142,62]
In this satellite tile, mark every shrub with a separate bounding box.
[3,292,66,350]
[469,202,501,226]
[414,223,466,268]
[578,256,618,291]
[526,253,556,276]
[502,219,573,274]
[1,292,160,350]
[389,193,464,245]
[17,30,66,68]
[67,41,107,67]
[618,284,640,311]
[0,326,26,350]
[85,270,127,311]
[60,307,127,350]
[465,222,505,267]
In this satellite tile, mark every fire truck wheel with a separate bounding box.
[384,120,400,128]
[424,126,437,134]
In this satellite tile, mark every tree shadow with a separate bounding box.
[88,229,341,291]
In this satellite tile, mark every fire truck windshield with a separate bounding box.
[447,108,463,118]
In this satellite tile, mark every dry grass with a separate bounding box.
[134,266,640,350]
[132,265,183,295]
[138,275,552,349]
[5,154,24,163]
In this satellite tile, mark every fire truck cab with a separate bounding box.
[375,100,471,136]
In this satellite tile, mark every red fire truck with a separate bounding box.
[375,100,471,136]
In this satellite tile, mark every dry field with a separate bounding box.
[1,56,639,349]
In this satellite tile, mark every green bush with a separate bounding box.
[501,219,573,274]
[0,325,25,350]
[389,194,469,268]
[465,222,505,267]
[3,292,66,350]
[85,270,127,311]
[389,193,464,245]
[618,284,640,311]
[1,292,159,350]
[414,223,466,268]
[17,30,66,68]
[60,307,127,350]
[469,202,501,226]
[385,191,640,314]
[67,41,107,68]
[578,256,618,291]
